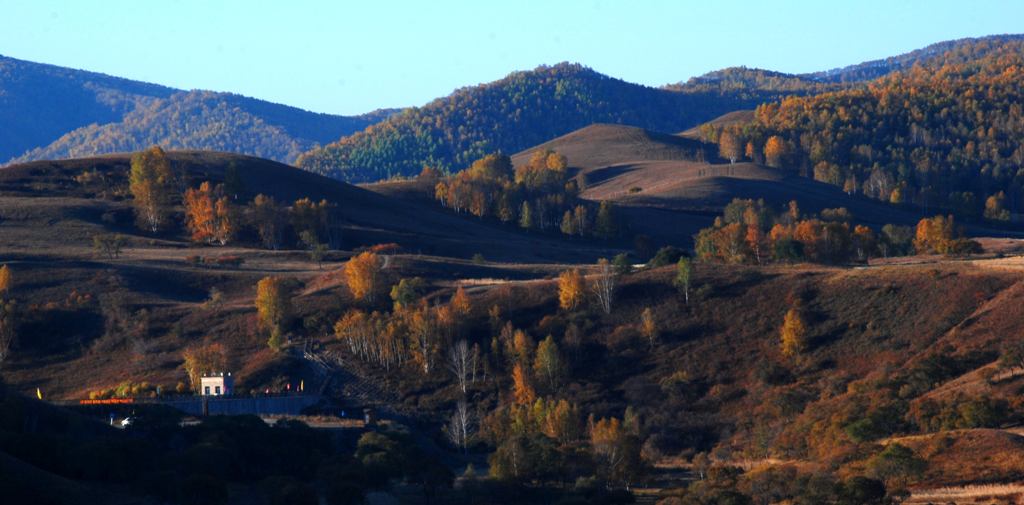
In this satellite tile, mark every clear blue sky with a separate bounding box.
[2,0,1022,115]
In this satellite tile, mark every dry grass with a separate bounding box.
[908,483,1024,504]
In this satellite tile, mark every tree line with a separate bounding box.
[694,198,981,264]
[126,146,343,252]
[431,150,621,239]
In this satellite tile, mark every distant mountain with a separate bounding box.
[296,63,771,182]
[0,55,390,164]
[810,33,1024,82]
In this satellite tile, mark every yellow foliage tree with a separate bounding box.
[718,130,743,163]
[533,335,564,390]
[213,196,234,245]
[182,343,228,391]
[129,146,174,233]
[344,252,382,302]
[255,276,291,350]
[780,306,808,357]
[558,269,585,311]
[640,307,658,348]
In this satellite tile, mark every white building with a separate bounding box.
[200,372,234,396]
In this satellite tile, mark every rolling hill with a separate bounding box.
[503,123,1024,247]
[295,63,777,182]
[0,151,609,263]
[0,54,390,165]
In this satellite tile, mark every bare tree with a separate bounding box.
[591,258,616,315]
[445,400,474,452]
[448,339,471,393]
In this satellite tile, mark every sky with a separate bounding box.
[2,0,1022,116]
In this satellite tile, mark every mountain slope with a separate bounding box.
[811,33,1024,82]
[0,55,389,164]
[704,36,1024,220]
[295,63,771,182]
[10,91,391,164]
[0,54,175,162]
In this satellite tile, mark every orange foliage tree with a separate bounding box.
[512,363,536,405]
[763,135,786,168]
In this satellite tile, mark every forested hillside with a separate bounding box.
[0,55,389,164]
[0,54,175,162]
[12,91,391,164]
[707,37,1024,221]
[295,63,771,182]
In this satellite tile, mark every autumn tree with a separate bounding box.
[511,328,534,367]
[512,363,536,405]
[913,215,955,254]
[410,306,439,374]
[674,257,692,303]
[256,276,292,350]
[590,416,644,488]
[129,146,175,233]
[291,198,330,243]
[558,269,585,311]
[591,258,616,315]
[450,286,471,318]
[213,196,235,245]
[533,335,565,390]
[763,135,786,168]
[780,304,808,357]
[640,307,658,349]
[182,342,228,391]
[345,252,382,303]
[718,130,743,163]
[184,182,218,243]
[984,191,1011,221]
[0,265,10,296]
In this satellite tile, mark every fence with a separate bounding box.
[55,394,321,417]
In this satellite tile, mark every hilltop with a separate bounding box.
[295,63,775,182]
